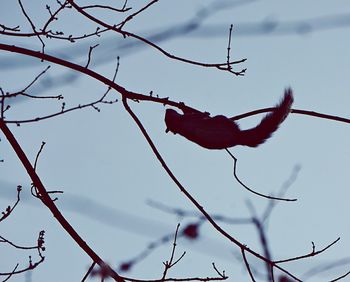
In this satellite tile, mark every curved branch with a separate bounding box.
[67,0,247,75]
[232,107,350,124]
[121,97,301,282]
[0,42,340,282]
[274,237,340,264]
[0,44,349,128]
[0,43,196,114]
[0,119,124,282]
[225,148,296,201]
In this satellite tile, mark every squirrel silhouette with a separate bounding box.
[165,88,293,149]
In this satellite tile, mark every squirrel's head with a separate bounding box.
[165,109,182,134]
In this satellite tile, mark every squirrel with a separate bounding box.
[165,88,293,149]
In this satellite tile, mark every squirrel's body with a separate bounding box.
[165,88,293,149]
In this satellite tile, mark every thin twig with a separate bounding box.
[162,224,184,279]
[81,262,96,282]
[17,66,51,94]
[2,264,19,282]
[85,44,99,68]
[241,249,256,282]
[17,0,45,52]
[262,164,301,223]
[0,235,38,250]
[212,263,227,279]
[301,257,350,280]
[329,270,350,282]
[42,0,69,32]
[0,24,20,31]
[119,232,174,273]
[0,231,45,277]
[226,24,233,67]
[232,107,350,125]
[222,24,242,75]
[0,185,22,222]
[1,87,6,118]
[246,202,274,282]
[0,119,125,282]
[118,0,160,29]
[80,4,131,13]
[67,0,246,75]
[225,148,297,201]
[274,237,341,264]
[5,92,63,100]
[34,141,46,172]
[2,43,349,129]
[121,97,301,282]
[147,199,252,224]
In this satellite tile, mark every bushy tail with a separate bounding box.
[239,88,293,147]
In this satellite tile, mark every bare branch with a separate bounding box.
[261,164,301,223]
[33,141,46,172]
[42,1,69,33]
[147,200,252,225]
[81,262,96,282]
[302,257,350,280]
[118,0,160,29]
[0,231,45,278]
[122,97,302,282]
[85,44,99,68]
[161,224,184,279]
[4,66,51,100]
[241,249,256,282]
[211,263,227,279]
[225,148,297,201]
[0,119,125,282]
[0,185,22,222]
[0,23,20,32]
[232,107,350,125]
[80,4,131,13]
[246,202,274,281]
[2,43,349,130]
[17,0,45,52]
[2,264,19,282]
[274,238,341,264]
[67,0,246,75]
[329,271,350,282]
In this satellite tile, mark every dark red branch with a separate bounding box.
[1,44,349,128]
[67,0,246,75]
[122,97,301,282]
[0,119,124,282]
[232,107,350,124]
[0,43,196,113]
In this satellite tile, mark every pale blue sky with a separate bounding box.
[1,1,350,281]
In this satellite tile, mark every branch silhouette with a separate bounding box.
[0,119,125,282]
[122,96,303,281]
[1,3,349,279]
[67,0,247,76]
[1,43,349,128]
